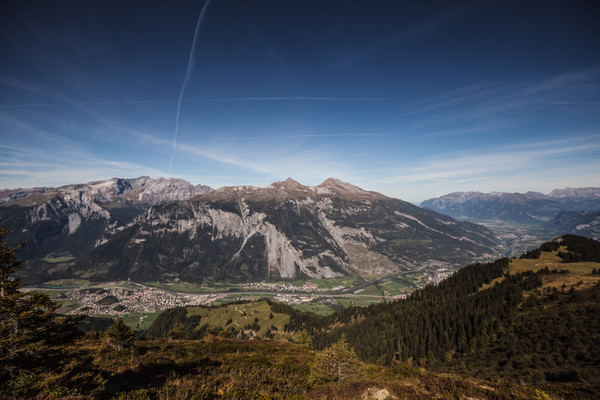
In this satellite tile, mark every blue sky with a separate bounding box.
[1,0,599,203]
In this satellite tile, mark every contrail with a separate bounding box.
[169,0,212,175]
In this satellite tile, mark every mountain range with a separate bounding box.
[421,188,600,239]
[0,177,499,284]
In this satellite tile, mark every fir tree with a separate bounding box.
[0,224,82,391]
[105,317,135,350]
[310,334,363,384]
[0,225,25,298]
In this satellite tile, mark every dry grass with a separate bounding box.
[482,248,600,293]
[186,300,291,338]
[68,338,565,400]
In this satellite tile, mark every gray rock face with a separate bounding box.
[0,177,212,263]
[1,177,499,284]
[0,176,212,210]
[548,187,600,200]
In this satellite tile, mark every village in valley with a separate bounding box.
[40,267,454,322]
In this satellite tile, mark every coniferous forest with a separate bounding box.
[1,225,600,399]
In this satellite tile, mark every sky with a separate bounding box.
[1,0,599,203]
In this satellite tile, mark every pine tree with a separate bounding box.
[0,225,24,298]
[310,334,363,384]
[105,317,135,350]
[0,224,82,389]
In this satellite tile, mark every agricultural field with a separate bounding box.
[309,278,356,289]
[379,279,412,297]
[42,279,91,287]
[354,284,383,296]
[54,299,82,314]
[121,312,162,331]
[289,302,335,315]
[334,297,379,308]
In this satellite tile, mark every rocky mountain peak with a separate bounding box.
[0,187,51,205]
[548,187,600,200]
[201,178,383,202]
[266,178,313,199]
[270,178,306,190]
[428,191,484,204]
[283,177,302,186]
[319,177,345,188]
[317,178,386,200]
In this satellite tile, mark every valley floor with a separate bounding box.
[34,268,451,328]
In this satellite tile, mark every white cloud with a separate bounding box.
[0,141,167,189]
[370,136,600,202]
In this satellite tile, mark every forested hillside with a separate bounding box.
[296,235,600,388]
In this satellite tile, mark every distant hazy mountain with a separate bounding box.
[547,210,600,239]
[420,188,600,225]
[1,177,499,284]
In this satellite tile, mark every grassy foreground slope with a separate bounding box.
[4,336,572,400]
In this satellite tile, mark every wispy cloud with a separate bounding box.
[0,100,176,109]
[405,68,600,118]
[175,140,355,182]
[181,132,391,142]
[199,97,388,102]
[0,160,52,168]
[390,67,600,140]
[12,122,361,190]
[378,139,600,183]
[0,140,166,189]
[370,135,600,201]
[0,96,388,109]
